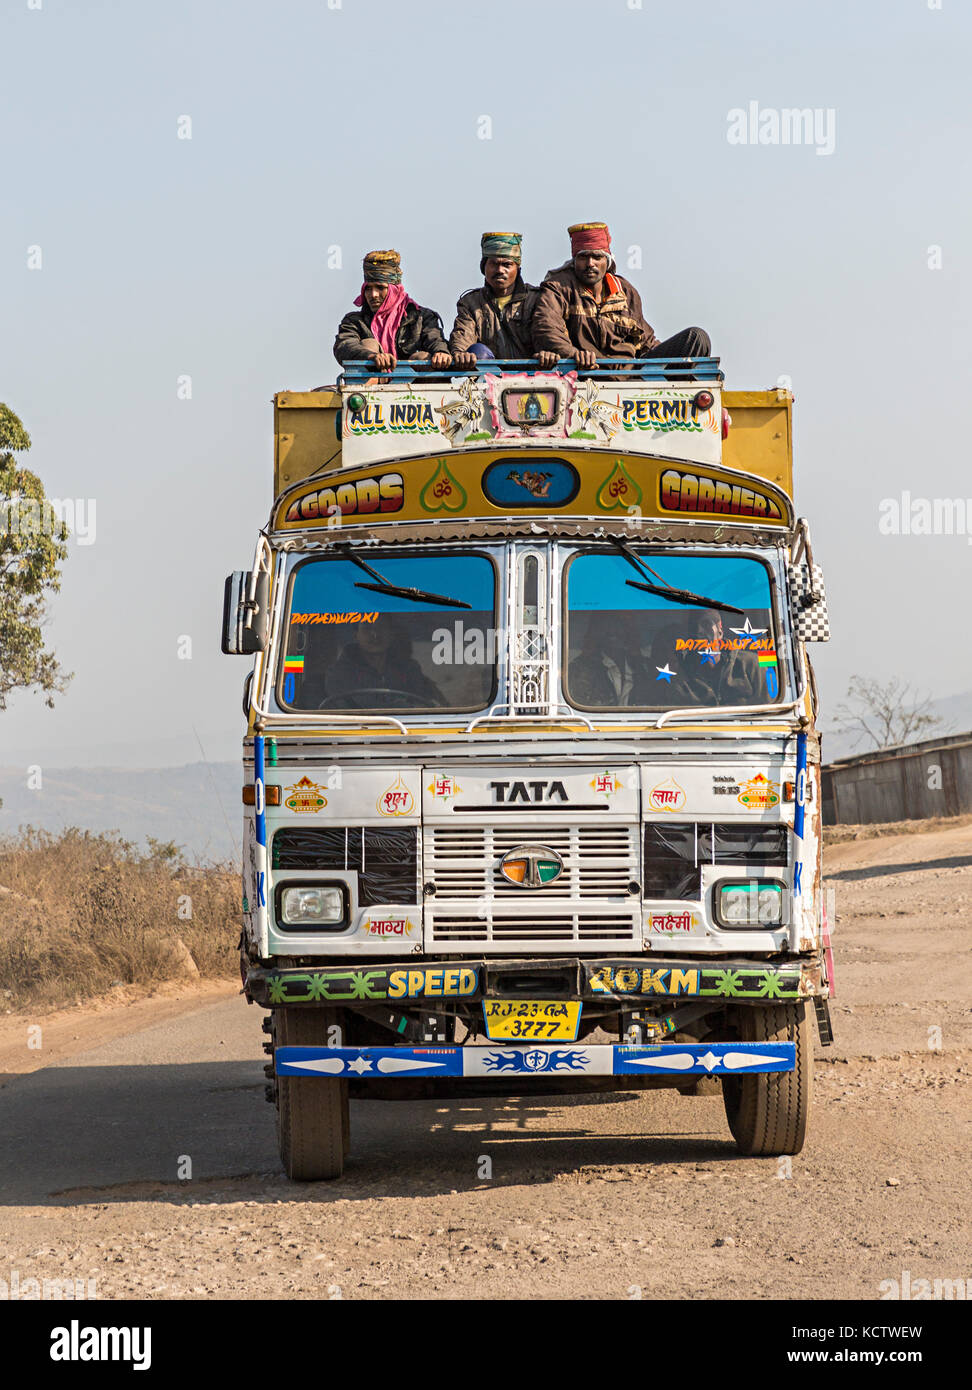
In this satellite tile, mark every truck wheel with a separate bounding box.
[340,1083,351,1160]
[274,1007,349,1181]
[722,1001,812,1156]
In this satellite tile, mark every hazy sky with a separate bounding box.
[1,0,969,770]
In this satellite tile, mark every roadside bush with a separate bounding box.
[0,827,240,1010]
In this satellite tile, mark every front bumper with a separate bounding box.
[275,1041,795,1079]
[247,954,824,1007]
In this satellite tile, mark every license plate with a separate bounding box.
[482,1000,581,1041]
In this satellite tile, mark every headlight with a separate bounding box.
[277,884,348,928]
[715,880,785,928]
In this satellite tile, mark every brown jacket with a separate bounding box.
[448,277,538,359]
[531,262,658,359]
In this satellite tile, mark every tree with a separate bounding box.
[0,403,72,710]
[832,674,944,752]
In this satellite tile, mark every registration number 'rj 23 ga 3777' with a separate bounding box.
[482,1000,582,1041]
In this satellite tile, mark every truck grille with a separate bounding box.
[425,823,640,950]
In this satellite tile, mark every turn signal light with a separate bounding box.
[243,784,281,806]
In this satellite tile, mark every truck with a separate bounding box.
[222,354,835,1180]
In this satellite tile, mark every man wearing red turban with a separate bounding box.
[533,222,710,369]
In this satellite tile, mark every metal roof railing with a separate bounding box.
[338,356,723,385]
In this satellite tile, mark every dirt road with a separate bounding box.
[1,823,969,1300]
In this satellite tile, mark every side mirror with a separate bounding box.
[787,559,830,642]
[221,571,270,655]
[788,520,830,643]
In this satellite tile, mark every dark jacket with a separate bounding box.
[531,262,658,359]
[448,276,539,359]
[333,301,449,365]
[649,632,766,708]
[679,652,764,706]
[567,650,643,707]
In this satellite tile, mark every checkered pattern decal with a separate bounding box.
[788,562,831,642]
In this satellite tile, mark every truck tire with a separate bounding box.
[274,1006,349,1181]
[722,1001,812,1156]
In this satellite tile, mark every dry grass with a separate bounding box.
[0,828,240,1011]
[823,812,972,845]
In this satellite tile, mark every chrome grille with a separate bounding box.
[425,823,640,949]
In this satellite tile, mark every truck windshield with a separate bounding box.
[281,552,497,712]
[564,550,782,710]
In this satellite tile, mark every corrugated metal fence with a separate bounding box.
[822,731,972,825]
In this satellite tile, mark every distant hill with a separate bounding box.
[0,762,241,865]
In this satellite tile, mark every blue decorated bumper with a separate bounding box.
[275,1042,795,1079]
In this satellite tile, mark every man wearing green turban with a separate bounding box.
[449,233,539,365]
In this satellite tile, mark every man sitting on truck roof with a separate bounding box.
[449,232,539,366]
[333,249,452,371]
[532,222,711,370]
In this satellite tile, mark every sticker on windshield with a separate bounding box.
[757,648,779,697]
[729,617,767,639]
[291,612,379,625]
[675,637,773,652]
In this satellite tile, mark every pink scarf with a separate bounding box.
[354,282,415,354]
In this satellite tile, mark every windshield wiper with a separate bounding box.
[623,578,746,615]
[341,549,472,610]
[354,580,471,609]
[608,534,746,617]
